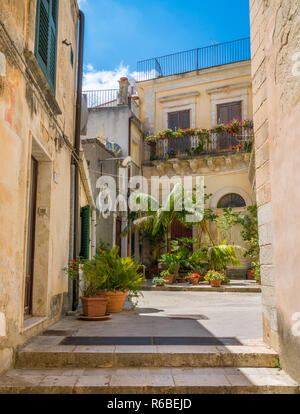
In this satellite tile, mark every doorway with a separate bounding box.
[24,157,38,317]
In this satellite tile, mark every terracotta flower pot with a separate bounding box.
[247,269,255,280]
[191,278,200,285]
[100,291,128,313]
[81,296,109,317]
[210,280,222,287]
[163,274,175,284]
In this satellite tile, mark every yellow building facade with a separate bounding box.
[137,58,255,274]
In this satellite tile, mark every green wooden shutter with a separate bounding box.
[35,0,59,93]
[80,206,91,260]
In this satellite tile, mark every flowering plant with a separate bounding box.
[231,144,243,152]
[223,118,240,135]
[241,119,253,129]
[204,270,225,282]
[145,120,253,143]
[189,273,200,280]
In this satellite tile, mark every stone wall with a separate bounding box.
[250,0,300,381]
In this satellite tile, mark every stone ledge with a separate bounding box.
[141,285,261,293]
[23,50,62,116]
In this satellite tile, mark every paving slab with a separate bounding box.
[0,368,298,394]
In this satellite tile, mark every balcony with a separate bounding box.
[136,38,251,82]
[147,131,253,162]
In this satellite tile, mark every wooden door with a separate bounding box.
[217,101,242,151]
[24,157,38,316]
[171,221,193,240]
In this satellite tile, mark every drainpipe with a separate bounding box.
[72,10,85,310]
[127,115,133,257]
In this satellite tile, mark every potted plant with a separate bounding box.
[222,276,231,285]
[159,252,180,276]
[64,259,109,317]
[189,273,201,285]
[204,270,225,287]
[247,267,255,280]
[152,277,167,287]
[88,247,145,313]
[160,269,175,284]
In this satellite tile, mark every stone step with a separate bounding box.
[0,367,298,394]
[141,280,261,293]
[15,340,279,369]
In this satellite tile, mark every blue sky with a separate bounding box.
[78,0,250,90]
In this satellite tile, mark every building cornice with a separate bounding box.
[159,91,200,103]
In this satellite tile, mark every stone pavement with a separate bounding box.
[0,291,299,393]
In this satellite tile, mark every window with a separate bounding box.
[217,101,242,124]
[35,0,59,93]
[217,193,246,209]
[168,110,190,130]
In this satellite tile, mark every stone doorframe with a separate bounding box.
[22,136,53,323]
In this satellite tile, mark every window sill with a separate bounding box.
[24,49,62,116]
[22,316,48,334]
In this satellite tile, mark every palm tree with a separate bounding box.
[123,183,203,251]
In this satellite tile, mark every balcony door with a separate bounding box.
[217,101,242,151]
[24,157,38,317]
[167,110,191,155]
[168,110,190,131]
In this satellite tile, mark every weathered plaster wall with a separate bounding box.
[0,0,79,372]
[250,0,300,381]
[86,106,131,157]
[81,139,118,249]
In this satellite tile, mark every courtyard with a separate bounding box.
[52,290,263,341]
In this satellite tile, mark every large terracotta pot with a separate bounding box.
[191,277,200,285]
[210,280,222,287]
[100,291,128,313]
[81,296,109,317]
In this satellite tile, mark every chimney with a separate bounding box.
[118,77,130,105]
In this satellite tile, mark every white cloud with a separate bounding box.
[83,62,158,91]
[83,62,134,90]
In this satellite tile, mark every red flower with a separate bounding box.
[190,273,200,279]
[70,265,75,269]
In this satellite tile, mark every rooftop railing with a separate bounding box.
[136,38,251,82]
[83,89,119,108]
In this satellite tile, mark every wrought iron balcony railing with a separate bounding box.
[136,38,251,82]
[147,131,253,161]
[83,89,119,108]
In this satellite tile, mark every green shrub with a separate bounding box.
[152,277,166,286]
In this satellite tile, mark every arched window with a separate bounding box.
[217,193,246,208]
